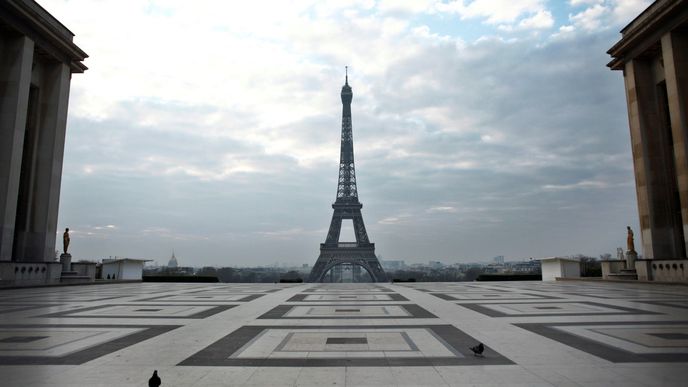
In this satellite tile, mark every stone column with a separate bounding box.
[662,31,688,257]
[624,58,682,259]
[625,59,653,258]
[0,35,33,261]
[32,62,71,262]
[13,62,71,262]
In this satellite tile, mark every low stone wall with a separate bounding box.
[600,260,626,279]
[0,262,62,287]
[71,262,97,278]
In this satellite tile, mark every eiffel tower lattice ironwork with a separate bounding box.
[308,69,387,283]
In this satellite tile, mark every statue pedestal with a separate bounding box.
[60,253,72,272]
[626,250,638,270]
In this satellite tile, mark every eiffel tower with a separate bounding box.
[307,69,387,283]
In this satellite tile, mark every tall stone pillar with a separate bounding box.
[625,59,654,258]
[624,58,684,259]
[13,62,71,262]
[0,35,33,262]
[662,31,688,257]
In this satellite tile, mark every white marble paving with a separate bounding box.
[299,294,398,301]
[438,292,550,300]
[0,326,143,357]
[141,294,257,302]
[479,302,629,315]
[65,304,217,317]
[284,305,410,317]
[232,328,457,360]
[0,281,684,386]
[558,324,688,353]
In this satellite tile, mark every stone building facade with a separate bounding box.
[608,0,688,263]
[0,0,87,286]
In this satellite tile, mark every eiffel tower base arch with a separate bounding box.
[307,245,387,283]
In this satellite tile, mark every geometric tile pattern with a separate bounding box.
[515,321,688,362]
[301,286,394,293]
[1,280,688,385]
[0,324,179,364]
[178,325,512,366]
[258,304,437,319]
[0,304,63,314]
[3,295,127,303]
[432,292,560,301]
[637,300,688,310]
[39,304,235,319]
[459,301,660,317]
[565,291,687,300]
[287,293,408,302]
[134,294,263,302]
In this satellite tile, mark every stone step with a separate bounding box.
[60,271,92,283]
[608,272,638,280]
[60,276,92,284]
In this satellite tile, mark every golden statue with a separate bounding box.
[63,228,70,254]
[626,226,635,253]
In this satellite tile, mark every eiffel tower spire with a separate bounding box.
[308,69,387,283]
[337,65,358,202]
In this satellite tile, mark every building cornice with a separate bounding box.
[0,0,88,73]
[607,0,688,70]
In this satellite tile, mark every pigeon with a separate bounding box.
[469,343,484,357]
[148,370,161,387]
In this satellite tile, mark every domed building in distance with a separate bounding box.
[167,251,178,269]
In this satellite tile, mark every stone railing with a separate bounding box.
[648,259,688,282]
[603,258,688,282]
[0,262,62,287]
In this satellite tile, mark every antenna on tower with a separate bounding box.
[345,66,348,84]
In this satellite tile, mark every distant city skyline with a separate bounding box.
[44,0,652,266]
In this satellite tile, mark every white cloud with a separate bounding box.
[569,4,609,31]
[569,0,604,6]
[565,0,652,33]
[377,0,435,15]
[435,0,549,25]
[542,180,609,191]
[518,9,555,29]
[609,0,653,25]
[559,25,576,33]
[427,206,458,213]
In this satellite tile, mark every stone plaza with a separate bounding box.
[0,280,687,386]
[2,1,688,384]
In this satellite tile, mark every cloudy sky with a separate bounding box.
[44,0,651,267]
